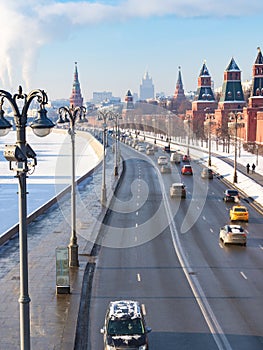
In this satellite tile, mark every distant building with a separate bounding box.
[92,91,112,104]
[69,62,84,108]
[139,71,154,100]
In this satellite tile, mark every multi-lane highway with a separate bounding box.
[85,141,263,349]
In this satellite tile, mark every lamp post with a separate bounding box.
[0,86,54,350]
[184,115,191,157]
[98,109,111,206]
[57,105,87,267]
[110,111,122,176]
[204,109,215,167]
[166,113,171,147]
[228,111,243,183]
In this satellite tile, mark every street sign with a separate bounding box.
[56,247,70,294]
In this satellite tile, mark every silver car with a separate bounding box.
[219,225,247,246]
[161,164,172,174]
[158,156,168,165]
[170,183,186,198]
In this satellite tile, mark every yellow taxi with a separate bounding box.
[229,205,249,222]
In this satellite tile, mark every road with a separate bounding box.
[84,142,263,350]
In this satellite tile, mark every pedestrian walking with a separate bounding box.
[252,163,256,173]
[246,163,250,174]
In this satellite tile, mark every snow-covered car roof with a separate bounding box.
[108,300,142,320]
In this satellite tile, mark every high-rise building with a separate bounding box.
[139,71,154,100]
[69,62,84,108]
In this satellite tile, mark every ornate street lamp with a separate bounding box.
[98,109,112,206]
[184,115,192,157]
[0,86,54,350]
[57,105,87,267]
[109,111,122,176]
[228,111,244,183]
[204,109,215,167]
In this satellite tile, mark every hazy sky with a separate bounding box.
[0,0,262,102]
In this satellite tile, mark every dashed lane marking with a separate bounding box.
[240,271,248,280]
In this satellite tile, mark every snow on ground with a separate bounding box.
[0,129,101,236]
[140,132,263,208]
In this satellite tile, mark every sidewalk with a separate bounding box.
[0,145,121,350]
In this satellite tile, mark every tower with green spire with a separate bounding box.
[219,57,245,109]
[190,61,217,137]
[249,47,263,107]
[243,47,263,143]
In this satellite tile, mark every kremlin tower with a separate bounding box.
[168,66,187,113]
[189,61,217,137]
[243,47,263,144]
[69,62,84,108]
[213,57,246,138]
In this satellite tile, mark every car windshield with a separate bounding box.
[234,207,247,212]
[107,318,145,336]
[230,226,244,233]
[227,190,238,196]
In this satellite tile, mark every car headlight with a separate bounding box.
[139,345,147,350]
[106,346,115,350]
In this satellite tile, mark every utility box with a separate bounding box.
[56,247,70,294]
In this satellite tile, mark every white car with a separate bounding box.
[138,145,145,152]
[157,156,168,165]
[219,225,247,246]
[146,147,154,155]
[161,164,172,174]
[170,152,181,163]
[170,183,186,198]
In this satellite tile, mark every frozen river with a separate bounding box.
[0,128,102,237]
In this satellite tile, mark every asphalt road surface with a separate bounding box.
[83,142,263,350]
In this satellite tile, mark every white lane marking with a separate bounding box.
[137,273,141,282]
[260,245,263,250]
[137,195,140,199]
[137,203,139,207]
[161,180,232,350]
[210,228,214,233]
[202,216,206,220]
[134,236,138,242]
[197,206,200,210]
[240,271,248,280]
[136,211,138,216]
[141,303,146,316]
[135,223,138,228]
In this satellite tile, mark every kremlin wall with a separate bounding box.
[58,48,263,155]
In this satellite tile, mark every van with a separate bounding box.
[170,152,181,163]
